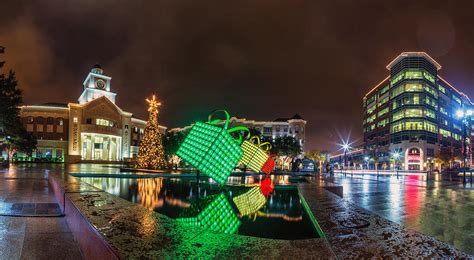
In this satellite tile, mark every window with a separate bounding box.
[424,121,437,133]
[438,85,446,94]
[390,120,437,133]
[73,117,78,123]
[378,96,389,107]
[377,107,389,117]
[424,96,438,109]
[405,70,423,80]
[377,118,389,128]
[424,85,438,97]
[47,117,54,125]
[452,95,461,105]
[390,85,404,99]
[440,107,448,116]
[393,110,404,121]
[367,114,376,124]
[405,83,423,92]
[440,129,451,138]
[27,117,34,124]
[405,109,423,118]
[96,118,114,127]
[379,85,389,96]
[424,108,436,119]
[57,118,64,126]
[367,103,376,114]
[423,71,436,83]
[391,72,404,85]
[86,118,92,124]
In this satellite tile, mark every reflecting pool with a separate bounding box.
[79,176,319,239]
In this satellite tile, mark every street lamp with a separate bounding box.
[455,108,473,185]
[341,142,351,176]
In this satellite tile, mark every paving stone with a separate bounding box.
[20,232,82,260]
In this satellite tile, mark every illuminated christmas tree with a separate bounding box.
[136,95,167,169]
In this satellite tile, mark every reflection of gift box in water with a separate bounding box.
[261,154,276,174]
[176,110,248,185]
[232,186,267,216]
[240,136,271,173]
[259,178,274,197]
[177,193,241,234]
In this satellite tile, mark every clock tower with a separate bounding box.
[78,64,117,104]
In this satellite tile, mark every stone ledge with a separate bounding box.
[48,172,335,258]
[299,179,472,258]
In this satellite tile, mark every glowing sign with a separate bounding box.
[240,136,271,173]
[176,110,248,185]
[177,193,240,234]
[408,155,421,162]
[232,186,267,216]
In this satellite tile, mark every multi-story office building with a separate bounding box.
[170,114,307,150]
[10,64,166,163]
[363,52,473,171]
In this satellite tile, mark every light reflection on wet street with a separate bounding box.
[325,173,474,254]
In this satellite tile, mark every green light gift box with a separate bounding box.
[176,110,248,185]
[177,193,241,234]
[232,186,267,216]
[240,136,271,173]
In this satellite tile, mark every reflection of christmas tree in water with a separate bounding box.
[136,95,167,169]
[138,178,163,210]
[137,178,191,210]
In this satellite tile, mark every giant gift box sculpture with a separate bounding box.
[261,154,276,174]
[232,186,267,216]
[177,193,241,234]
[176,110,248,185]
[240,136,271,173]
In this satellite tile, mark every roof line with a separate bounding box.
[364,76,390,98]
[386,52,442,70]
[438,76,473,105]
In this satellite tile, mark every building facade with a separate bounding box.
[363,52,473,171]
[170,114,307,150]
[15,65,165,163]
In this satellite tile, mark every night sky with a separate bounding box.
[1,0,474,152]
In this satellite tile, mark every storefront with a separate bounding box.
[81,133,121,161]
[405,147,423,171]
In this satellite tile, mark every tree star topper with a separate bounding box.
[146,94,161,113]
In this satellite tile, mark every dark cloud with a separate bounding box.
[1,0,474,151]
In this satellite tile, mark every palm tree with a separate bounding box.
[305,150,326,173]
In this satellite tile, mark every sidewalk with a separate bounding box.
[299,175,471,258]
[0,165,83,259]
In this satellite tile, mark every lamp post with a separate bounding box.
[456,108,473,185]
[342,143,350,177]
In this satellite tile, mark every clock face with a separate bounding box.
[95,79,106,90]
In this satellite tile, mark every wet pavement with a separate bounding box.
[0,164,83,259]
[322,172,474,255]
[1,163,471,258]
